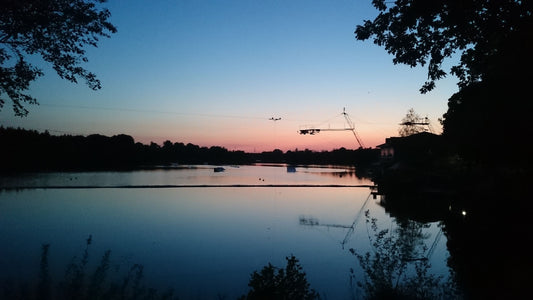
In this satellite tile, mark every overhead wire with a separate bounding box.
[34,103,412,143]
[314,112,345,128]
[39,103,403,128]
[39,103,322,123]
[40,103,268,120]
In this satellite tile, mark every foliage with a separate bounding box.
[357,0,533,167]
[350,211,459,299]
[441,78,533,167]
[0,127,380,172]
[239,255,321,300]
[0,0,116,116]
[355,0,533,93]
[398,108,426,137]
[2,236,178,300]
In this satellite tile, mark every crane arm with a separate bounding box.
[298,108,365,148]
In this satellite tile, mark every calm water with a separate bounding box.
[0,165,449,299]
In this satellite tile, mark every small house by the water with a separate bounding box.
[377,132,444,164]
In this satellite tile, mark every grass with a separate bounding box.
[3,237,320,300]
[2,235,178,300]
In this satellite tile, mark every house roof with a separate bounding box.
[378,132,442,149]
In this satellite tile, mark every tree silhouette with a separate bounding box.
[357,0,533,165]
[0,0,116,116]
[355,0,533,93]
[399,108,426,137]
[239,255,320,300]
[0,127,381,172]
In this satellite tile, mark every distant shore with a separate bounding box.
[0,127,379,173]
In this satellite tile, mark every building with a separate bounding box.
[376,132,444,164]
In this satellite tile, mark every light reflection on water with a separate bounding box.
[0,164,370,188]
[0,165,448,299]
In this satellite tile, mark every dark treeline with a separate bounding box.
[0,127,379,172]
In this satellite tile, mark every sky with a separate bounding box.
[0,0,459,152]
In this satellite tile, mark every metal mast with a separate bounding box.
[299,108,365,148]
[399,116,434,133]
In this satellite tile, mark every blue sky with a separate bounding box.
[1,0,458,152]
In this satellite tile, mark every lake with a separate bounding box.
[0,164,451,299]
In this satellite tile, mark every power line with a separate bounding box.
[37,103,411,137]
[40,103,270,120]
[39,103,320,123]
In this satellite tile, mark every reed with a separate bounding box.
[2,235,178,300]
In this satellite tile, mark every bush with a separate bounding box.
[239,255,320,300]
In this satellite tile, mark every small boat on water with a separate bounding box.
[214,167,225,172]
[286,166,296,172]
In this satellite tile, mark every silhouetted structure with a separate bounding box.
[371,130,532,298]
[299,108,365,149]
[377,132,445,164]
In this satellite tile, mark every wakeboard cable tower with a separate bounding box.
[398,116,434,133]
[299,108,365,148]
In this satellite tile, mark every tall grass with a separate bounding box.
[3,236,323,300]
[2,235,178,300]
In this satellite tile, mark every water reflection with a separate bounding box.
[299,194,372,250]
[298,190,454,299]
[441,180,531,299]
[0,164,373,188]
[370,179,533,299]
[0,166,454,299]
[1,186,388,299]
[373,190,453,223]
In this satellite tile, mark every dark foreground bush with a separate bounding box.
[238,255,321,300]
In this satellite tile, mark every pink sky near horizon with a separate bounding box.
[117,107,424,152]
[136,126,394,153]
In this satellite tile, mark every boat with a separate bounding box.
[286,166,296,172]
[213,167,225,172]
